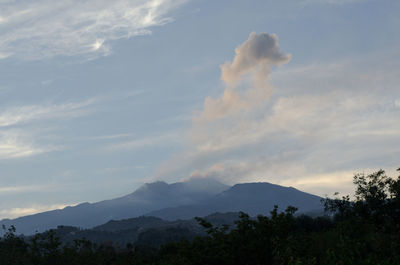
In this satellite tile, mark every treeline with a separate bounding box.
[1,168,399,265]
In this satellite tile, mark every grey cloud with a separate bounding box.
[221,32,291,87]
[197,32,290,121]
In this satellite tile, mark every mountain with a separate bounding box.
[1,180,324,236]
[146,182,323,220]
[0,178,229,235]
[93,216,168,233]
[34,212,240,248]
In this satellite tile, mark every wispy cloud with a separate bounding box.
[0,130,52,159]
[89,133,133,141]
[108,132,181,151]
[395,99,400,109]
[0,203,77,220]
[0,0,185,60]
[0,98,96,127]
[0,184,46,194]
[0,98,96,159]
[302,0,364,5]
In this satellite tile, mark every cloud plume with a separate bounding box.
[197,32,291,121]
[155,39,400,197]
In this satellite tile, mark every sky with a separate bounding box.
[0,0,399,219]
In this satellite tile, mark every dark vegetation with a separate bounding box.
[1,168,399,264]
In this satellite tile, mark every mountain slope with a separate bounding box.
[34,212,240,248]
[0,178,229,235]
[146,182,323,220]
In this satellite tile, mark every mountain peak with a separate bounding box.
[139,181,169,191]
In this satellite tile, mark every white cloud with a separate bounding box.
[91,39,105,51]
[395,99,400,109]
[0,0,185,60]
[0,98,96,159]
[0,98,96,127]
[0,52,10,59]
[0,184,45,194]
[0,203,77,219]
[0,130,52,159]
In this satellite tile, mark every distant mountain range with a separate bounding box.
[0,178,323,235]
[33,212,242,248]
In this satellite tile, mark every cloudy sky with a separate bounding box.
[0,0,399,219]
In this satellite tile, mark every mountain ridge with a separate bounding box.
[0,179,323,235]
[0,178,229,235]
[146,182,323,220]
